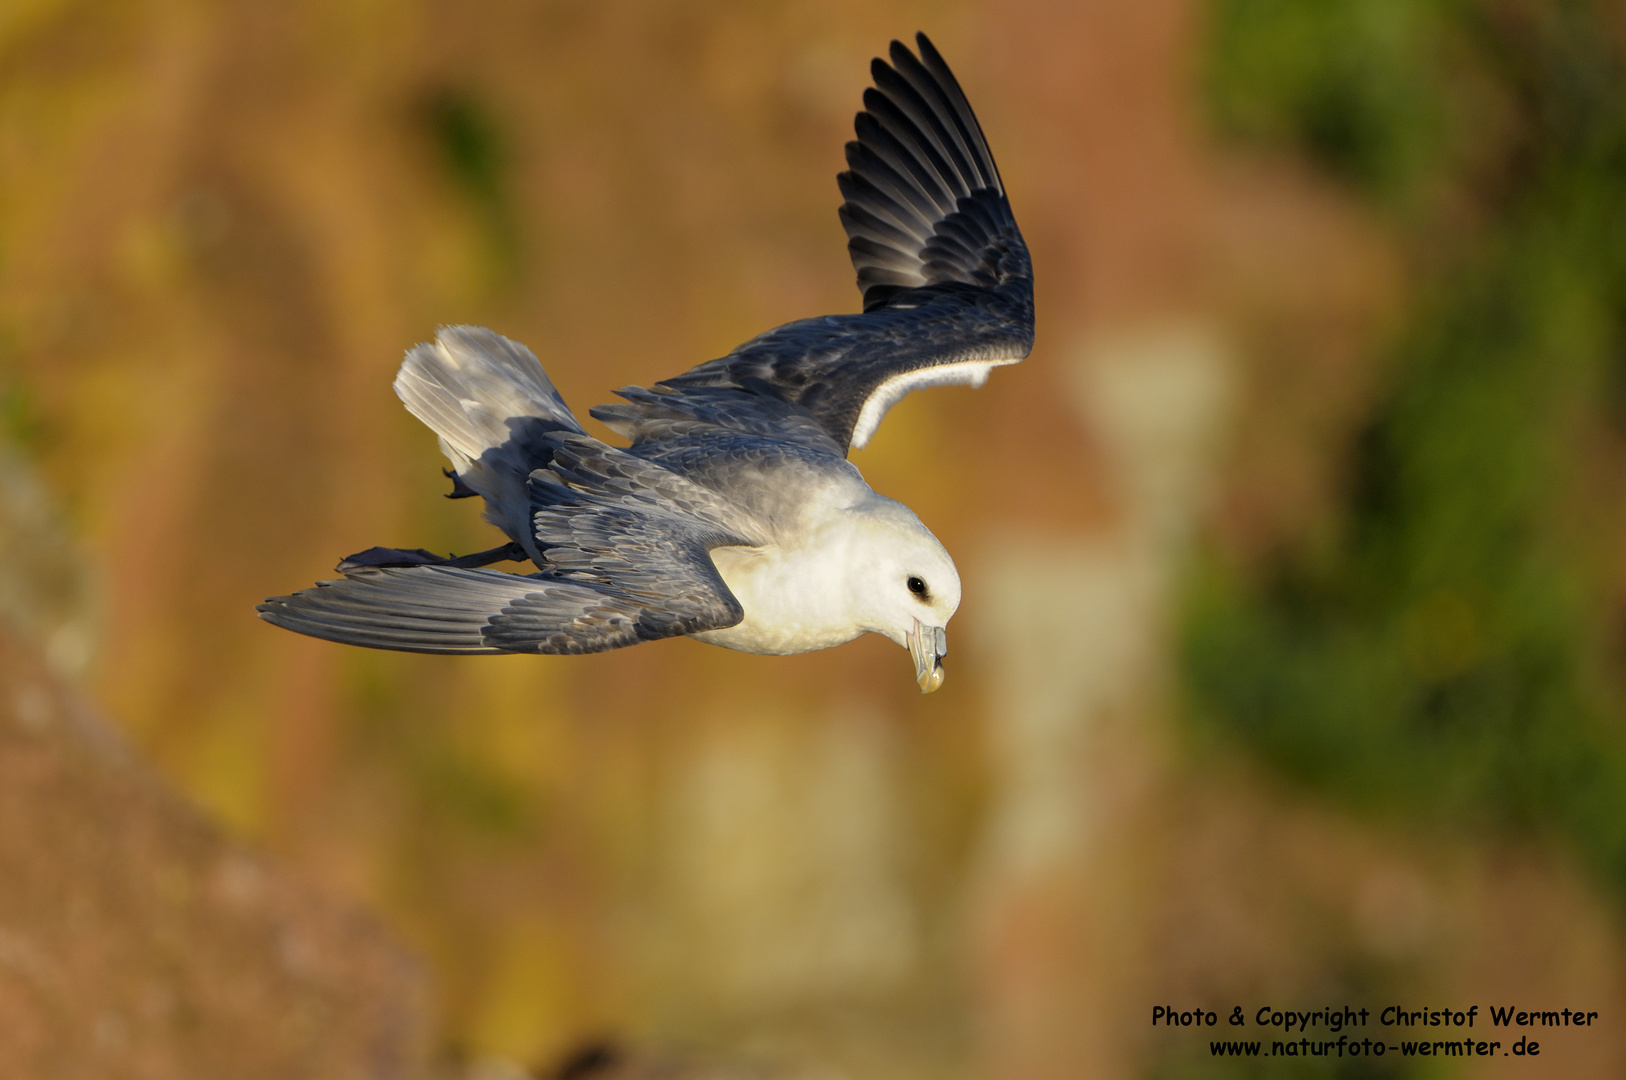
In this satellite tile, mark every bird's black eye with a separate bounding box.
[907,575,929,598]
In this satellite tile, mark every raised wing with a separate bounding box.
[658,32,1032,452]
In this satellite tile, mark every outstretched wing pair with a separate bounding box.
[258,33,1033,655]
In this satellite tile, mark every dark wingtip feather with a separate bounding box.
[837,33,1027,312]
[913,32,946,71]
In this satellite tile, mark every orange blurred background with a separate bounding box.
[3,1,1625,1078]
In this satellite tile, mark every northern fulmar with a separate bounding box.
[259,33,1034,692]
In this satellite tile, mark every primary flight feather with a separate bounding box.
[258,32,1033,692]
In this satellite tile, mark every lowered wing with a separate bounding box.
[258,434,762,655]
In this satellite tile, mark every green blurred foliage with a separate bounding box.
[422,88,525,291]
[0,378,42,454]
[0,329,47,455]
[1207,0,1453,203]
[1189,0,1626,891]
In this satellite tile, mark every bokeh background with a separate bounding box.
[4,0,1626,1077]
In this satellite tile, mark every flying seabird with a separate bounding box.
[258,33,1033,692]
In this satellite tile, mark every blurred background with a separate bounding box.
[4,0,1626,1077]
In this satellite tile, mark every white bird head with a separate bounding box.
[844,500,961,692]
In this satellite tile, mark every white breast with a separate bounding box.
[692,541,865,655]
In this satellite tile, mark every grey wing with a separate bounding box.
[657,32,1033,452]
[256,566,696,655]
[259,435,762,655]
[589,381,850,460]
[528,433,769,584]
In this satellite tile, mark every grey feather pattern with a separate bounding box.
[260,34,1030,658]
[529,434,768,595]
[257,554,743,656]
[261,326,762,656]
[590,383,845,457]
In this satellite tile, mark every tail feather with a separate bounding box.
[394,326,584,557]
